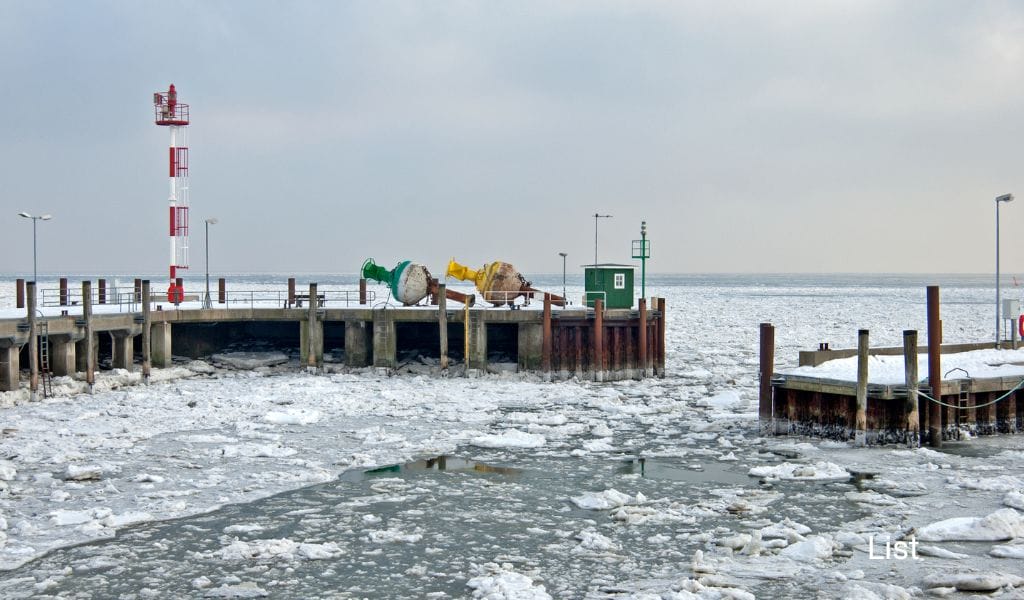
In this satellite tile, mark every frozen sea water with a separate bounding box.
[1,273,1023,598]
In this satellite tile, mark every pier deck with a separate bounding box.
[1,280,666,393]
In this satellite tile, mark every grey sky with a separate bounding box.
[2,1,1022,276]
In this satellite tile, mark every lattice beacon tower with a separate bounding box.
[153,84,190,303]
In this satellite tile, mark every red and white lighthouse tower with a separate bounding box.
[153,84,190,303]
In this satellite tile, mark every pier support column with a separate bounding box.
[0,345,19,392]
[855,329,869,446]
[75,334,96,373]
[468,310,487,371]
[301,283,323,370]
[903,330,920,447]
[759,322,775,435]
[438,284,449,370]
[50,338,77,377]
[373,310,396,369]
[927,286,943,447]
[151,323,172,368]
[345,321,371,367]
[518,321,543,373]
[111,332,134,372]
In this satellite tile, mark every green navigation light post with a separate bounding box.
[632,220,650,301]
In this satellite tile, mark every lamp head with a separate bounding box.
[996,193,1014,203]
[206,218,219,225]
[559,252,567,258]
[40,214,52,220]
[18,212,30,218]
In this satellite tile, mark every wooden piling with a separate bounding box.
[82,281,95,389]
[639,299,648,377]
[59,277,68,306]
[855,329,869,446]
[657,297,667,376]
[16,279,24,309]
[903,330,920,446]
[307,282,318,370]
[430,278,439,306]
[359,278,367,305]
[542,294,552,374]
[218,278,226,304]
[27,282,38,399]
[759,322,775,429]
[927,286,942,447]
[134,278,142,303]
[98,279,106,305]
[594,298,604,381]
[288,278,296,307]
[142,280,151,380]
[438,283,449,370]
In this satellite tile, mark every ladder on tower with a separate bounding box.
[38,320,53,398]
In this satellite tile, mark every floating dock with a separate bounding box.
[0,279,666,394]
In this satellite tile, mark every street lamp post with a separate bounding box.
[593,213,612,266]
[558,252,567,304]
[996,193,1014,348]
[204,218,218,309]
[18,212,52,283]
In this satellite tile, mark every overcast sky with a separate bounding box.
[2,1,1023,277]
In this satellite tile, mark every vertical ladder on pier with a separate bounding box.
[38,321,53,398]
[956,381,970,440]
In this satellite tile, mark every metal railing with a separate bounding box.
[30,287,376,313]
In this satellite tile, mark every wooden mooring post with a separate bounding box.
[16,279,25,309]
[27,282,38,400]
[542,294,552,376]
[438,283,449,370]
[759,322,775,433]
[82,280,95,391]
[639,299,648,377]
[593,298,605,382]
[927,286,942,447]
[59,277,68,306]
[142,280,152,381]
[855,329,869,446]
[903,330,920,447]
[218,278,226,304]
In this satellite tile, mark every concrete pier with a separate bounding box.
[0,295,666,384]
